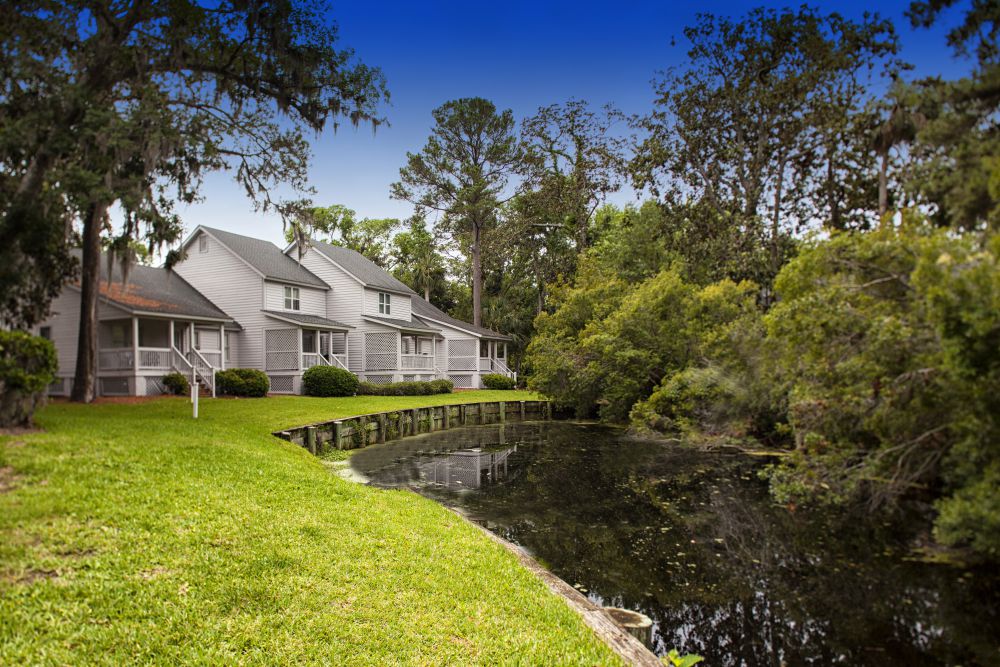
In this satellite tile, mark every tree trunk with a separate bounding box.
[70,202,107,403]
[878,150,889,218]
[770,157,786,283]
[424,284,430,302]
[471,221,482,327]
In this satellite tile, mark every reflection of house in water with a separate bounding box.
[419,446,517,490]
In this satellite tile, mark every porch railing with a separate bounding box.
[303,353,351,371]
[401,354,434,370]
[99,347,172,371]
[172,346,216,398]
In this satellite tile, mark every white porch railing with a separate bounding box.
[302,353,327,370]
[189,348,217,397]
[199,351,222,368]
[402,354,434,370]
[99,347,172,371]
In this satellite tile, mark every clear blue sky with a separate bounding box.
[177,0,973,248]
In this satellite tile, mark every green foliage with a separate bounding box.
[215,369,269,398]
[481,374,516,390]
[301,366,359,398]
[0,331,57,427]
[357,380,452,396]
[662,649,704,667]
[764,219,1000,558]
[161,372,190,397]
[290,205,400,268]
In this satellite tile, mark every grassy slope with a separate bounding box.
[0,392,619,665]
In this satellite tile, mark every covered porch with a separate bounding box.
[263,312,353,393]
[360,320,444,384]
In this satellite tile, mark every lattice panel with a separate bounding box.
[145,377,166,395]
[365,374,393,385]
[48,378,66,396]
[449,374,474,388]
[268,375,295,393]
[403,375,415,382]
[448,338,477,371]
[100,377,130,396]
[365,332,397,371]
[265,328,300,371]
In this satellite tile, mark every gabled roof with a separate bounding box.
[77,253,235,322]
[362,314,442,335]
[262,310,353,330]
[297,238,416,295]
[411,295,511,341]
[195,226,327,288]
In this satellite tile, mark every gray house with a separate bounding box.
[37,226,514,397]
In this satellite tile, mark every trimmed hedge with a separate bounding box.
[216,368,269,397]
[481,373,516,390]
[357,379,453,396]
[0,331,57,427]
[302,366,359,397]
[161,372,190,396]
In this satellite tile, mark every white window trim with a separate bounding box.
[284,286,300,311]
[378,292,391,315]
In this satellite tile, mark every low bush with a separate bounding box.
[481,373,516,390]
[161,372,190,396]
[357,379,453,396]
[0,331,57,427]
[215,368,269,397]
[302,366,359,397]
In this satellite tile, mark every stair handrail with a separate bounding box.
[188,348,217,398]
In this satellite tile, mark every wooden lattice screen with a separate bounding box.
[448,338,477,371]
[265,328,299,371]
[365,332,397,371]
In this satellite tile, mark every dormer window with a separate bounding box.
[378,292,391,315]
[284,286,300,310]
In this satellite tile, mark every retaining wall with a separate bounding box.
[273,399,552,455]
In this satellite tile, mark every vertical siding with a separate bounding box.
[363,287,411,321]
[173,230,269,369]
[263,281,327,316]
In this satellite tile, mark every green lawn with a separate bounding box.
[0,392,620,665]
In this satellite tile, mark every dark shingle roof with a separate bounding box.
[362,314,442,335]
[201,226,327,288]
[85,254,234,322]
[411,295,511,340]
[262,310,353,330]
[305,239,416,295]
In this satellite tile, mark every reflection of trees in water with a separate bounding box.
[351,422,1000,667]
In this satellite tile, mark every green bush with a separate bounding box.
[0,330,57,427]
[161,372,190,396]
[215,368,269,398]
[357,379,452,396]
[429,379,454,394]
[302,366,359,397]
[482,373,516,390]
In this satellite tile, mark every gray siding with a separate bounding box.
[174,230,268,369]
[35,289,132,384]
[363,287,411,321]
[263,280,327,316]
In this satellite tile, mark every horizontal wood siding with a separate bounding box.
[174,230,268,369]
[363,287,411,322]
[263,280,327,316]
[35,290,132,380]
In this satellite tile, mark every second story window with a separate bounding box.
[284,286,300,311]
[378,292,391,315]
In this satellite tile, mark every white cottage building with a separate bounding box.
[36,226,514,397]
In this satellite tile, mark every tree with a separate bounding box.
[291,205,399,268]
[632,7,897,284]
[0,1,387,401]
[391,98,524,327]
[520,100,625,252]
[390,217,447,301]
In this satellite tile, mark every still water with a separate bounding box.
[350,421,1000,666]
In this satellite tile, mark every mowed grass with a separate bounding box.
[0,392,620,665]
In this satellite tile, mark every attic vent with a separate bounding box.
[199,235,208,253]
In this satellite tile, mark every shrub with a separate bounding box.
[161,372,190,396]
[215,368,269,397]
[302,366,359,397]
[0,331,57,427]
[429,379,454,394]
[357,379,451,396]
[482,373,516,390]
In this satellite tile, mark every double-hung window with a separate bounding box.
[378,292,391,315]
[284,286,300,311]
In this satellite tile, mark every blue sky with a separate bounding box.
[177,0,973,248]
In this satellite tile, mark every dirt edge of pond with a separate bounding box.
[443,501,662,667]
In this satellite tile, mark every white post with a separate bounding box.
[298,328,304,371]
[169,320,175,352]
[345,332,349,371]
[219,323,226,370]
[396,332,402,382]
[192,375,198,419]
[132,316,140,372]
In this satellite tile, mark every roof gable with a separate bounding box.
[410,295,511,340]
[193,226,327,288]
[292,238,416,295]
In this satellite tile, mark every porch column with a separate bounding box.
[396,332,402,378]
[132,316,140,377]
[219,324,226,370]
[503,343,507,362]
[169,320,175,352]
[298,328,304,371]
[344,332,349,370]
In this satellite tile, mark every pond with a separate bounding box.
[349,421,1000,666]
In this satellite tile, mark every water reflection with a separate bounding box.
[350,422,1000,666]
